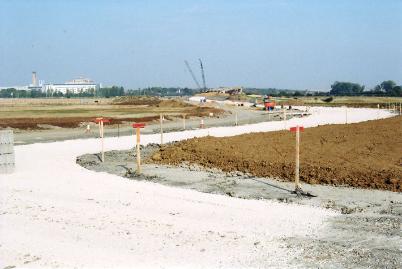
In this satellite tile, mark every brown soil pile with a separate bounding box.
[113,96,193,108]
[183,106,224,117]
[113,96,161,106]
[152,116,402,192]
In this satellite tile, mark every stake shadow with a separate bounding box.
[250,178,294,193]
[250,178,317,197]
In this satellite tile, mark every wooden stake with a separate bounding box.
[235,111,238,126]
[283,109,287,129]
[160,113,163,145]
[101,121,104,162]
[136,128,141,174]
[98,122,102,138]
[295,126,300,190]
[377,104,380,120]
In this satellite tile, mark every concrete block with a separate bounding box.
[0,164,14,174]
[0,130,14,144]
[0,130,14,174]
[0,144,14,154]
[0,153,14,164]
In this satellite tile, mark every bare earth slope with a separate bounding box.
[153,116,402,192]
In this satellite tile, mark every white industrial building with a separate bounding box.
[1,72,100,95]
[44,78,100,94]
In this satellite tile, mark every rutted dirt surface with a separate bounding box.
[0,116,163,129]
[0,96,223,129]
[152,116,402,192]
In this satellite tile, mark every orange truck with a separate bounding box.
[263,96,276,111]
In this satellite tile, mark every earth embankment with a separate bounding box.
[152,116,402,192]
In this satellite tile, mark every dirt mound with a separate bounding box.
[157,99,193,108]
[183,106,225,117]
[113,96,192,108]
[152,116,402,192]
[113,96,161,106]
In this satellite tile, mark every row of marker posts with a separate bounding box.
[93,100,399,192]
[93,110,305,192]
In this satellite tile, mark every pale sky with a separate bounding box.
[0,0,401,90]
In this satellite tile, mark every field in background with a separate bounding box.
[203,93,402,108]
[291,96,402,107]
[0,97,223,129]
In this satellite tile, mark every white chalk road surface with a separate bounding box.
[0,107,393,268]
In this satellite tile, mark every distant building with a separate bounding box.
[44,77,100,94]
[0,73,101,95]
[207,86,243,95]
[0,71,43,91]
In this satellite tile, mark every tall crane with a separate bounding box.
[199,58,207,91]
[184,60,201,90]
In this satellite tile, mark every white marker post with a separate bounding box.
[182,114,186,130]
[290,126,304,192]
[377,104,380,119]
[283,108,287,129]
[95,117,110,162]
[132,123,146,174]
[235,111,238,126]
[160,113,164,145]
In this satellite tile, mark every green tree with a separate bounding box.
[390,85,402,96]
[329,81,365,96]
[380,80,397,93]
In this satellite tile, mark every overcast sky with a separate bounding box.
[0,0,401,90]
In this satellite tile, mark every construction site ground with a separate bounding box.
[10,105,297,145]
[2,106,400,268]
[152,115,402,192]
[76,116,401,268]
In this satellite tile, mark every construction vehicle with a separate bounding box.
[263,95,276,111]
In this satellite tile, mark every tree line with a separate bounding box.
[330,80,401,96]
[1,80,400,98]
[0,86,197,98]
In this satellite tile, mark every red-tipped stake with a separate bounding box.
[94,118,110,162]
[290,126,304,192]
[132,123,146,174]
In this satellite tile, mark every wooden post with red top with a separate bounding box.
[132,123,146,174]
[290,125,304,191]
[95,117,110,162]
[160,113,163,145]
